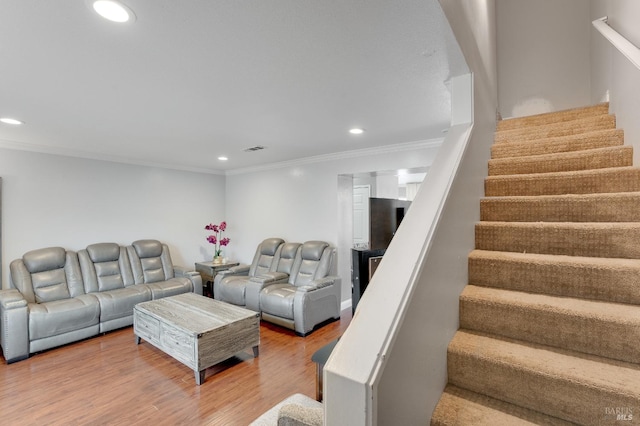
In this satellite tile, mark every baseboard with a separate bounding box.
[341,299,352,312]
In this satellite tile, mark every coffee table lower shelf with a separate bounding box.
[133,293,260,385]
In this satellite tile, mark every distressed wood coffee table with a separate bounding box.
[133,292,260,385]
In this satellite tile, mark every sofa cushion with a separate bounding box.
[23,247,70,303]
[28,294,100,340]
[278,404,323,426]
[17,247,85,303]
[79,244,133,293]
[248,238,285,277]
[132,240,163,258]
[146,277,193,299]
[23,247,66,273]
[250,393,323,426]
[91,285,151,323]
[128,240,173,284]
[216,276,250,306]
[260,284,296,319]
[31,268,70,303]
[86,243,120,263]
[276,243,301,275]
[290,241,331,287]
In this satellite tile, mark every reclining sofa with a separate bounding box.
[214,239,341,336]
[0,239,202,363]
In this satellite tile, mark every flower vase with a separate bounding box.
[213,256,223,264]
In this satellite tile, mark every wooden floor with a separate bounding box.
[0,310,351,425]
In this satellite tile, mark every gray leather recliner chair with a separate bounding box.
[259,241,341,336]
[245,242,302,312]
[213,237,284,308]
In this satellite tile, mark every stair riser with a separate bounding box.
[496,104,610,132]
[494,115,616,144]
[488,146,632,176]
[448,350,639,425]
[475,223,640,259]
[485,168,640,197]
[468,253,640,305]
[459,297,640,364]
[480,195,640,222]
[491,129,624,159]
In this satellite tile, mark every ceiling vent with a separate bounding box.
[243,145,266,152]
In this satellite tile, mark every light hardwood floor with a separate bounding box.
[0,310,351,425]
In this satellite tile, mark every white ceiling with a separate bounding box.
[0,0,467,173]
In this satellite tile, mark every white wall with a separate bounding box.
[590,0,640,164]
[0,148,225,288]
[373,0,498,422]
[224,142,442,305]
[496,0,591,118]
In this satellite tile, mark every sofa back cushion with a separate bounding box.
[275,242,301,275]
[289,241,333,287]
[127,240,174,284]
[10,247,84,303]
[78,243,133,292]
[248,238,284,277]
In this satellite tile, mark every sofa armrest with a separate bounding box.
[250,272,289,285]
[293,276,342,335]
[174,266,203,295]
[0,289,30,363]
[296,276,338,293]
[223,264,251,275]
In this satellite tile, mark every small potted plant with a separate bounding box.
[205,221,230,263]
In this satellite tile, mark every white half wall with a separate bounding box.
[496,0,591,118]
[224,142,443,304]
[590,0,640,164]
[0,148,225,288]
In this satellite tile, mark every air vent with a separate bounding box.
[243,145,266,152]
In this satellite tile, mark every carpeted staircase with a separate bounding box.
[431,103,640,425]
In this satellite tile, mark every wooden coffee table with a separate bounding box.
[133,292,260,385]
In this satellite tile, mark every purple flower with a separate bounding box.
[204,220,230,256]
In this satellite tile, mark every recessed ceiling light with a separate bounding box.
[218,156,228,161]
[349,128,365,135]
[0,117,24,125]
[90,0,136,23]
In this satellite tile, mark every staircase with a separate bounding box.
[432,103,640,425]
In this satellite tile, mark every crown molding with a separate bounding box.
[0,136,444,177]
[225,138,444,176]
[0,138,225,175]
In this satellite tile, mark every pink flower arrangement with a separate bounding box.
[205,221,230,258]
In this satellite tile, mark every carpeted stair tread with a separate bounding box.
[488,145,632,176]
[460,285,640,363]
[480,192,640,222]
[485,166,640,197]
[491,129,624,159]
[448,330,640,425]
[434,104,640,425]
[496,103,610,132]
[494,114,616,144]
[475,221,640,259]
[468,250,640,305]
[431,385,576,426]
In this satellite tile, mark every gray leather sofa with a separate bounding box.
[215,239,341,336]
[259,241,341,336]
[0,239,201,363]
